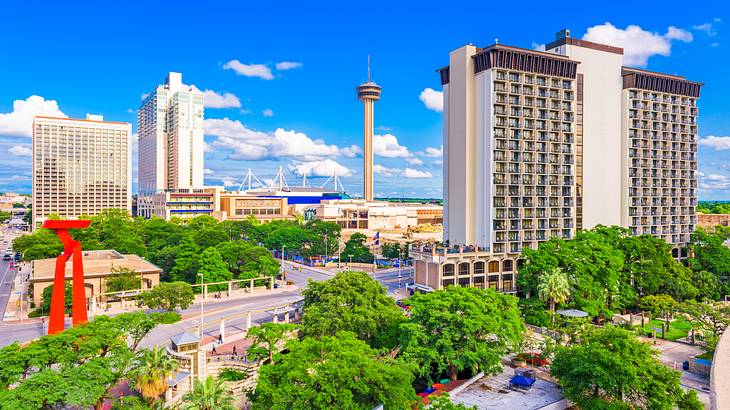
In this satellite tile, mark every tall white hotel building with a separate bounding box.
[412,29,701,293]
[32,115,132,228]
[137,72,207,218]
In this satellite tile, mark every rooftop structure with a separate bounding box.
[356,56,382,202]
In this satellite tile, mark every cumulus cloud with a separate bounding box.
[419,88,443,112]
[582,23,693,67]
[206,118,340,161]
[373,164,400,177]
[289,159,352,177]
[221,176,239,187]
[341,144,363,158]
[0,95,67,137]
[275,61,303,70]
[699,136,730,150]
[532,43,547,51]
[262,109,274,117]
[223,60,274,80]
[203,89,241,109]
[8,145,32,157]
[403,168,433,179]
[693,19,721,36]
[419,146,443,158]
[204,168,214,175]
[374,134,411,158]
[699,173,730,190]
[406,157,424,166]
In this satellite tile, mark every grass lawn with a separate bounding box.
[640,317,692,341]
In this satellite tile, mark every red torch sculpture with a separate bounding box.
[42,220,91,334]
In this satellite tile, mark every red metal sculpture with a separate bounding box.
[42,220,91,334]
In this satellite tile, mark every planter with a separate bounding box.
[511,357,527,367]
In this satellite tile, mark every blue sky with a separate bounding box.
[1,0,729,199]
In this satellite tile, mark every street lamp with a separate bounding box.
[198,272,205,339]
[281,245,286,282]
[348,254,353,268]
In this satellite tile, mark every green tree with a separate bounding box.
[0,312,164,410]
[689,228,730,297]
[169,237,201,283]
[342,232,374,264]
[303,219,341,257]
[640,294,677,333]
[181,375,236,410]
[131,346,178,405]
[680,300,730,340]
[30,282,72,317]
[0,211,11,222]
[551,326,696,409]
[401,287,524,382]
[138,282,194,312]
[105,267,141,293]
[197,247,232,291]
[426,393,475,409]
[537,267,570,321]
[247,323,298,364]
[13,228,62,261]
[301,271,404,348]
[252,332,416,410]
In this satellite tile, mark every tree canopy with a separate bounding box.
[551,326,702,410]
[138,281,194,312]
[301,271,405,348]
[342,232,374,263]
[253,331,417,410]
[400,286,524,382]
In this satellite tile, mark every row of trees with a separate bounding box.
[519,225,728,322]
[249,272,524,409]
[697,201,730,214]
[0,312,180,409]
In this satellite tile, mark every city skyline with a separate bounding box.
[1,1,729,199]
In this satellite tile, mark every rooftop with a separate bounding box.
[451,367,565,410]
[32,250,161,282]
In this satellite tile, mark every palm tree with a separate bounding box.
[181,375,236,410]
[537,268,571,324]
[132,346,179,406]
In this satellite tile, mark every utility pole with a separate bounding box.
[281,245,286,282]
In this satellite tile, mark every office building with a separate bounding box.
[32,115,132,227]
[138,72,205,218]
[412,29,701,292]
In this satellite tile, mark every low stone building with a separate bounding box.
[697,213,730,230]
[30,250,161,307]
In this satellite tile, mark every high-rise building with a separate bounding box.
[357,60,381,202]
[32,115,132,228]
[411,29,701,293]
[137,72,205,218]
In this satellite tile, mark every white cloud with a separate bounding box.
[8,145,32,157]
[693,20,720,36]
[0,95,67,137]
[419,146,443,158]
[373,164,400,177]
[221,176,239,187]
[204,168,214,175]
[699,136,730,150]
[262,109,274,117]
[374,134,411,158]
[419,88,443,112]
[222,60,274,80]
[700,173,730,190]
[289,159,352,177]
[403,168,433,179]
[275,61,303,70]
[532,42,546,51]
[206,118,340,161]
[203,89,241,109]
[141,93,150,101]
[582,23,693,67]
[406,157,424,166]
[341,144,363,158]
[375,125,391,132]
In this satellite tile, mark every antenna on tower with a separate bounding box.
[367,54,371,82]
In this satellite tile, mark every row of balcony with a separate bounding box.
[495,72,572,89]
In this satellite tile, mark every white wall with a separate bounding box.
[552,44,624,229]
[474,70,493,248]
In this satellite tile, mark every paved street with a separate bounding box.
[0,226,22,324]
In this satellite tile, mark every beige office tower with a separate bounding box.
[356,65,381,201]
[32,115,133,228]
[411,29,700,292]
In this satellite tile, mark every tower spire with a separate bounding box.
[367,55,371,82]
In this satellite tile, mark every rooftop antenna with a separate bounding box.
[272,166,290,190]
